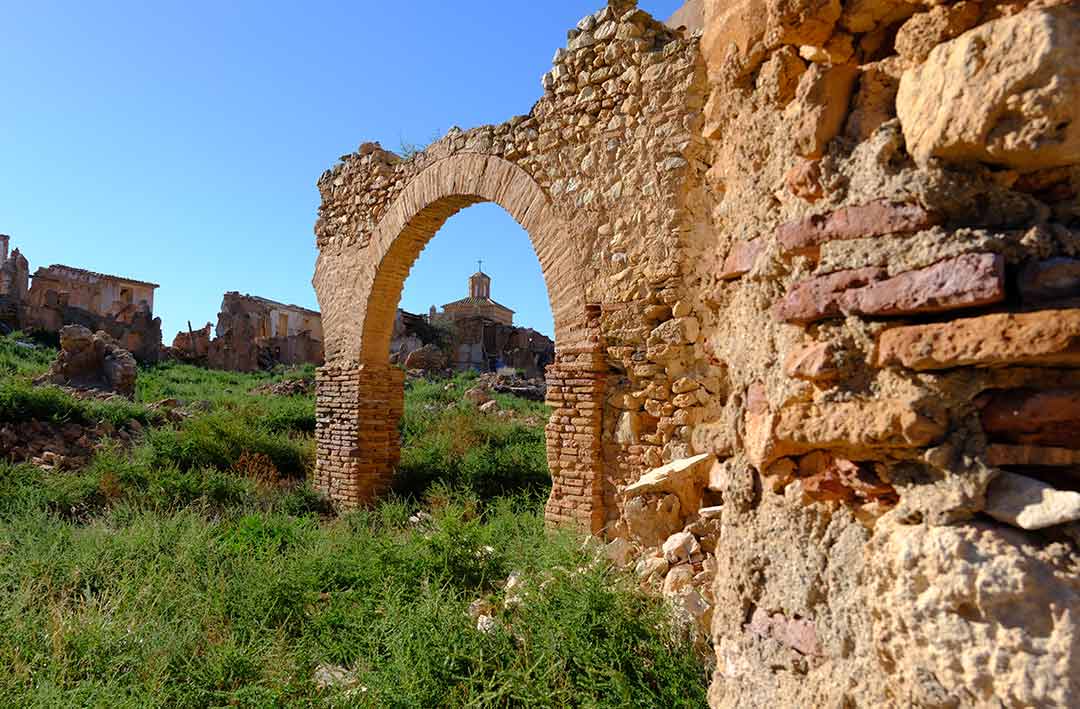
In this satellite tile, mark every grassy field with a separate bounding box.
[0,334,709,707]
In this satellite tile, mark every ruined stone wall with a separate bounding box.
[313,0,707,526]
[205,292,324,372]
[687,0,1080,706]
[312,1,1079,704]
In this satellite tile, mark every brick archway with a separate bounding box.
[313,153,606,531]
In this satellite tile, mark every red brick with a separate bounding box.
[718,238,765,280]
[838,253,1005,318]
[777,200,941,256]
[772,267,886,324]
[979,388,1080,449]
[1019,257,1080,306]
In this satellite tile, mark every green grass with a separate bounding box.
[0,350,709,706]
[397,374,551,500]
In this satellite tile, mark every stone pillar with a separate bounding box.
[544,305,607,533]
[315,361,405,508]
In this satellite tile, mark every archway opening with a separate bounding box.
[313,153,607,532]
[389,203,556,502]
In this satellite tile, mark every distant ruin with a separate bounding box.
[172,292,325,371]
[0,235,163,362]
[313,0,1080,705]
[389,268,555,377]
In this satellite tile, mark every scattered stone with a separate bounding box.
[403,344,448,371]
[35,325,137,398]
[476,615,498,634]
[698,505,722,520]
[624,494,683,548]
[985,471,1080,530]
[604,537,637,568]
[662,563,695,597]
[635,555,669,581]
[662,531,702,565]
[250,378,314,397]
[313,664,360,691]
[464,386,493,405]
[673,588,713,636]
[622,453,714,515]
[876,310,1080,371]
[467,598,492,621]
[897,5,1080,171]
[478,399,499,414]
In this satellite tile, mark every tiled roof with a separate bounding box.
[441,296,514,313]
[226,292,321,317]
[37,264,160,289]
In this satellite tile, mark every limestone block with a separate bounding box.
[894,1,982,64]
[624,452,714,514]
[625,494,683,548]
[786,62,859,159]
[986,471,1080,530]
[897,6,1080,172]
[868,519,1080,706]
[662,563,696,597]
[662,530,702,564]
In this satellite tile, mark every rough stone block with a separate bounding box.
[897,5,1080,171]
[876,310,1080,371]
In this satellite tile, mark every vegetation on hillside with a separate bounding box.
[0,333,709,707]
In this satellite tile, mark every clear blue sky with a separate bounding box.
[1,0,682,341]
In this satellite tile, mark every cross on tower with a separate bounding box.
[477,259,483,273]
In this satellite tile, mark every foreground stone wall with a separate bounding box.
[313,1,1079,704]
[693,0,1080,706]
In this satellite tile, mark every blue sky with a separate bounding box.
[1,0,682,340]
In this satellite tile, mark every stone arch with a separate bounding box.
[312,153,607,531]
[357,153,587,366]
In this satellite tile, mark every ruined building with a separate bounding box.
[311,0,1080,705]
[0,235,30,330]
[173,292,324,371]
[0,235,163,361]
[434,269,515,326]
[406,268,556,375]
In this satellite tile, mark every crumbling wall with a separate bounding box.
[312,0,1079,704]
[687,0,1080,706]
[313,0,706,521]
[206,292,324,372]
[171,323,212,362]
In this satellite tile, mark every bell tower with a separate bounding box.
[469,260,491,299]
